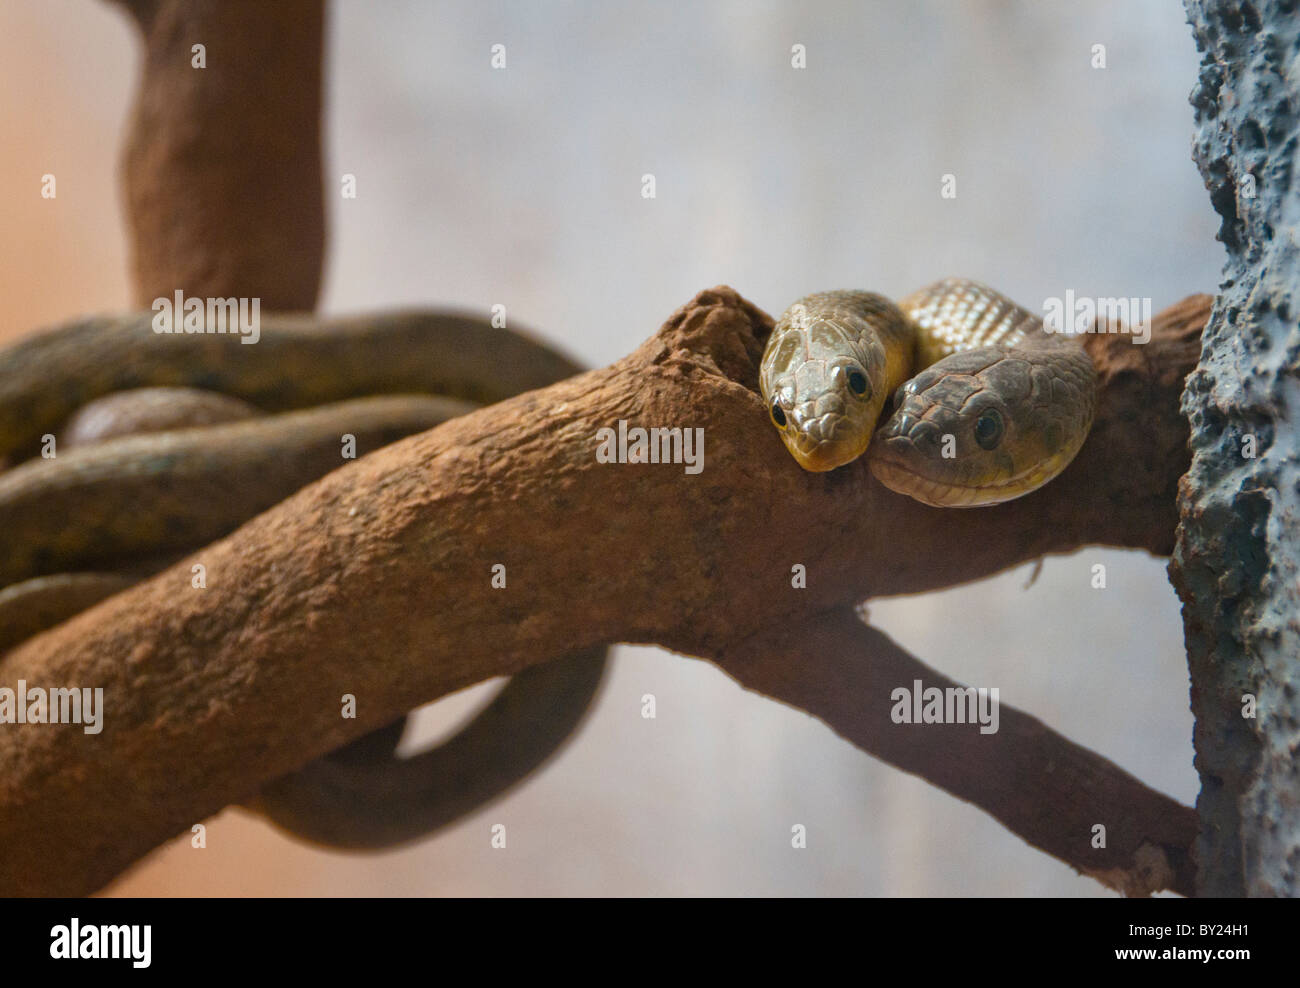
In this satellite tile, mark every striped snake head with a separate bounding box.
[760,293,903,472]
[868,345,1095,507]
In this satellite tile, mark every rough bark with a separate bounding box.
[0,289,1208,895]
[1173,0,1300,897]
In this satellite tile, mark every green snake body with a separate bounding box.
[761,278,1098,506]
[0,393,475,587]
[0,309,581,461]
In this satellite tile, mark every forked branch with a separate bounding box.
[0,289,1207,895]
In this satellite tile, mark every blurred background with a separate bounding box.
[0,0,1219,895]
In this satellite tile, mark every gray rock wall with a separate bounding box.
[1175,0,1300,897]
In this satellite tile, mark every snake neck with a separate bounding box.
[898,277,1041,371]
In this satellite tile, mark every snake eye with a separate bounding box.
[770,398,787,428]
[974,409,1004,450]
[846,367,869,397]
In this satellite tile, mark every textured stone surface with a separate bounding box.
[1173,0,1300,896]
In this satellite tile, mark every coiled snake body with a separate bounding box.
[3,281,1092,850]
[761,278,1097,505]
[0,310,606,848]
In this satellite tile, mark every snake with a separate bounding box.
[5,282,1090,846]
[761,278,1097,505]
[0,309,607,848]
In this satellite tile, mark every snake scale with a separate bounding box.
[0,310,607,848]
[761,278,1097,503]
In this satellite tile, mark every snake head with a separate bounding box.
[868,346,1092,507]
[761,294,897,472]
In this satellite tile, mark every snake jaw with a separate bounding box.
[779,387,885,471]
[869,441,1006,507]
[869,441,1073,507]
[767,389,882,471]
[782,424,873,472]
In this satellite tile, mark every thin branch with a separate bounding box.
[717,607,1197,897]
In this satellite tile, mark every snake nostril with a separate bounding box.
[814,392,845,418]
[913,427,944,452]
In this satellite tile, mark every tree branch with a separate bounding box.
[108,0,325,309]
[718,608,1197,897]
[0,288,1207,895]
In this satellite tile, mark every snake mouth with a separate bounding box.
[867,440,1049,508]
[782,398,881,472]
[867,453,979,507]
[785,429,873,472]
